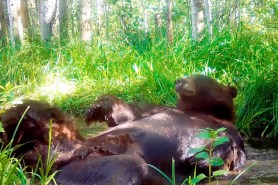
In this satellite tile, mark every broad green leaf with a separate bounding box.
[216,136,229,143]
[213,136,229,147]
[188,147,205,154]
[191,173,207,184]
[196,151,209,159]
[205,127,213,131]
[207,157,224,166]
[216,127,227,133]
[196,130,211,139]
[213,170,228,176]
[0,122,4,132]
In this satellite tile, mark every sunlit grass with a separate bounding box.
[0,26,277,139]
[37,73,76,101]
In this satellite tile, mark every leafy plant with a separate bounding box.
[0,108,58,185]
[148,127,230,185]
[0,122,4,133]
[0,106,29,185]
[0,142,26,185]
[0,82,17,105]
[188,127,230,183]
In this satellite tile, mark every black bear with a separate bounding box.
[85,95,170,127]
[0,100,160,185]
[84,75,245,179]
[175,75,237,122]
[85,74,237,126]
[0,75,245,184]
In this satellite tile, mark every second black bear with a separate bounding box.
[85,74,237,126]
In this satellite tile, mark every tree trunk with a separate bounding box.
[59,0,69,41]
[80,0,91,41]
[166,0,173,44]
[6,0,21,47]
[215,0,220,32]
[118,0,129,37]
[234,0,240,28]
[38,0,56,42]
[190,0,204,40]
[226,0,232,28]
[155,1,162,38]
[139,0,148,34]
[105,1,109,40]
[20,0,32,40]
[143,3,148,34]
[68,0,80,38]
[154,13,162,35]
[96,0,104,36]
[0,0,8,46]
[204,0,212,39]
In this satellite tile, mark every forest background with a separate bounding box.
[0,0,277,140]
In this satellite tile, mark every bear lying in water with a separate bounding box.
[0,75,246,184]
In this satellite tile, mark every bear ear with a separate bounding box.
[227,86,237,98]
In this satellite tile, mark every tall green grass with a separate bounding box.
[0,110,58,185]
[0,25,277,138]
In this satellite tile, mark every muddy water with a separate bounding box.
[223,141,278,185]
[75,121,278,185]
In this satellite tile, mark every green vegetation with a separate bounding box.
[0,1,277,184]
[0,142,26,185]
[148,127,232,185]
[0,24,277,139]
[188,127,229,183]
[0,109,57,185]
[36,120,58,185]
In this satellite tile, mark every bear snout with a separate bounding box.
[174,78,185,90]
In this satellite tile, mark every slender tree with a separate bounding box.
[233,0,240,28]
[38,0,57,42]
[215,0,220,31]
[204,0,212,39]
[6,0,22,47]
[80,0,92,41]
[139,0,148,34]
[190,0,204,40]
[96,0,104,36]
[166,0,173,44]
[104,1,109,40]
[154,13,161,33]
[59,0,69,41]
[154,1,162,38]
[0,0,8,46]
[118,0,129,36]
[20,0,32,40]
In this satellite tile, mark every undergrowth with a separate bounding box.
[0,26,277,139]
[0,110,58,185]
